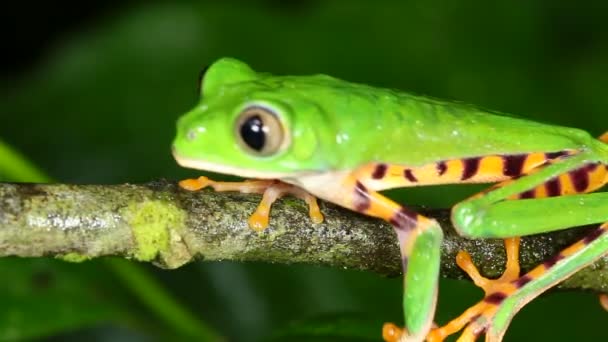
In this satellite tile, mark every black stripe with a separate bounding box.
[404,169,418,182]
[513,275,532,288]
[543,253,565,268]
[353,181,371,212]
[503,154,527,177]
[583,227,605,244]
[484,292,507,305]
[437,161,447,176]
[519,189,535,199]
[545,178,562,197]
[372,164,387,179]
[461,157,481,180]
[389,207,418,231]
[568,164,594,193]
[545,151,569,160]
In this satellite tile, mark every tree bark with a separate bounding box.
[0,181,605,292]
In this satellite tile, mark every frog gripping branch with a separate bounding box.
[172,58,608,342]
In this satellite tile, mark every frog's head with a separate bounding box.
[172,58,338,179]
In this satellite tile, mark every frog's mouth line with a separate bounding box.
[172,151,307,180]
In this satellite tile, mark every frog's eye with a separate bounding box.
[235,106,286,156]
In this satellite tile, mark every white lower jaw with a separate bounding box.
[173,153,308,179]
[173,152,353,204]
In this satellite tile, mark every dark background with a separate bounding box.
[2,1,607,341]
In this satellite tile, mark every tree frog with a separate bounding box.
[172,58,608,342]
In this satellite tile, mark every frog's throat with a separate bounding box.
[173,153,316,180]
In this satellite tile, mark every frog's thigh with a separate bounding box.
[452,152,607,238]
[433,154,608,341]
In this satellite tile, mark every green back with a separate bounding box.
[173,58,593,174]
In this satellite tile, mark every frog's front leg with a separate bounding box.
[430,151,608,341]
[352,186,443,342]
[179,176,323,231]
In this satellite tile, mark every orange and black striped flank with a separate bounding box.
[516,161,606,199]
[449,151,571,183]
[359,150,582,191]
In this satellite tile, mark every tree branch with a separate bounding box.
[0,181,605,292]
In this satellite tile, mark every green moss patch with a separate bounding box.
[124,200,186,262]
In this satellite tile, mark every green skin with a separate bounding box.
[172,58,608,341]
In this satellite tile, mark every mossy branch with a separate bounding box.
[0,180,606,292]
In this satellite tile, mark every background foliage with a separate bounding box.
[2,1,607,341]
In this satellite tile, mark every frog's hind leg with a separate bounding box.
[356,188,444,342]
[179,176,323,231]
[430,152,608,341]
[429,223,608,342]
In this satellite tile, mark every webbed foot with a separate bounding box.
[382,323,420,342]
[427,237,521,342]
[382,323,404,342]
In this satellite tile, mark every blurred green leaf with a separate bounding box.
[0,258,127,340]
[0,141,140,340]
[0,139,219,341]
[266,314,381,342]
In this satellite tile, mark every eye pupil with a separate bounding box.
[240,115,266,151]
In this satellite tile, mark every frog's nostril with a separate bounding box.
[187,129,198,141]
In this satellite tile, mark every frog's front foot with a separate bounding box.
[427,238,521,342]
[179,176,323,231]
[382,322,404,342]
[383,322,437,342]
[382,323,412,342]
